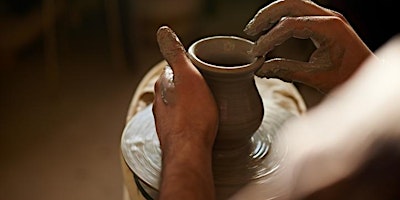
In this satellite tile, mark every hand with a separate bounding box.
[153,26,218,152]
[244,0,374,93]
[153,26,218,200]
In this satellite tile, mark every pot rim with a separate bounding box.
[188,36,265,74]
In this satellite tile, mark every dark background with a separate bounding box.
[0,0,398,199]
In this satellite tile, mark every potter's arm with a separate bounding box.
[244,0,374,94]
[153,26,218,200]
[272,36,400,200]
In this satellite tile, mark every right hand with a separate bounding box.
[273,35,400,200]
[244,0,375,93]
[153,26,218,200]
[153,26,218,154]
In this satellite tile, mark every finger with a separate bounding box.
[157,26,194,75]
[244,0,342,36]
[256,58,323,89]
[251,16,343,56]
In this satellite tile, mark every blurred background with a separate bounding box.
[0,0,398,200]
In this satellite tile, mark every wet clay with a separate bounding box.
[121,61,305,199]
[157,26,186,65]
[159,65,175,105]
[121,37,306,198]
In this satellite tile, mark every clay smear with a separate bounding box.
[160,65,175,105]
[157,26,186,64]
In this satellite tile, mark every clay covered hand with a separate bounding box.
[154,26,218,154]
[153,26,218,199]
[244,0,374,93]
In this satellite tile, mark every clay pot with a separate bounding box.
[188,36,279,198]
[188,36,265,150]
[121,36,303,200]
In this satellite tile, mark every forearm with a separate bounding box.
[158,139,215,200]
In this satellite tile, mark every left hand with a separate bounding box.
[244,0,374,93]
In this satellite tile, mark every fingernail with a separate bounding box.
[244,19,257,36]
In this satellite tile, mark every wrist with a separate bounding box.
[161,134,214,162]
[159,131,216,200]
[160,128,216,156]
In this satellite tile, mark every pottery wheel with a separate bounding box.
[121,60,306,199]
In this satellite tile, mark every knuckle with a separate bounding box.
[331,10,347,22]
[327,15,346,26]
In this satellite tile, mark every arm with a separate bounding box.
[272,35,400,200]
[153,26,218,200]
[159,137,215,200]
[244,0,375,93]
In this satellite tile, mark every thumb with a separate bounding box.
[157,26,194,74]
